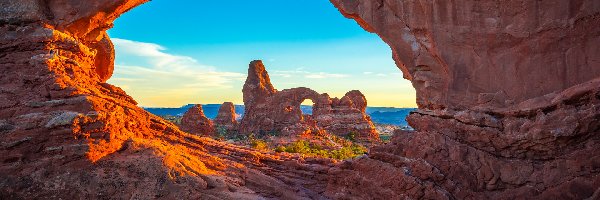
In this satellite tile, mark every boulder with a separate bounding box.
[213,102,238,132]
[180,104,214,136]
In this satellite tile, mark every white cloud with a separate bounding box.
[108,38,245,106]
[271,69,350,79]
[112,38,198,71]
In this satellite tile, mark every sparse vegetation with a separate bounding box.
[250,139,269,151]
[238,132,368,160]
[274,145,286,153]
[280,139,367,160]
[346,131,357,142]
[215,126,226,139]
[155,114,371,160]
[379,134,392,142]
[160,115,182,124]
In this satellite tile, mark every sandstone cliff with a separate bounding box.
[0,0,598,199]
[326,0,600,199]
[0,1,333,199]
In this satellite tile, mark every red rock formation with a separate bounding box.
[0,1,333,199]
[238,61,378,141]
[242,60,276,109]
[213,102,238,132]
[1,0,598,199]
[180,104,215,136]
[326,0,600,199]
[315,91,379,141]
[331,0,600,111]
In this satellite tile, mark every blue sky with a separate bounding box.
[107,0,416,107]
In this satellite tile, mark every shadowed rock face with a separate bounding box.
[1,0,598,199]
[238,61,379,141]
[327,0,600,199]
[213,102,238,132]
[331,0,600,111]
[180,105,214,136]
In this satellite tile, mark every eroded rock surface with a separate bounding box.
[326,0,600,199]
[213,102,238,132]
[0,1,333,199]
[331,0,600,111]
[180,104,214,136]
[239,60,378,141]
[1,0,598,199]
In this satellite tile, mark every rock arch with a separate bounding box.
[238,61,377,140]
[1,0,599,199]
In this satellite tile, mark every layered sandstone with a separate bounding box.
[1,0,598,199]
[238,60,379,141]
[213,102,238,132]
[326,0,600,199]
[0,1,333,199]
[316,90,378,140]
[180,104,214,136]
[331,0,600,111]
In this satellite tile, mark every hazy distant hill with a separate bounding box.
[144,104,415,126]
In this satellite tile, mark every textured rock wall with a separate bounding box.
[0,1,333,199]
[315,90,379,141]
[327,0,600,199]
[238,61,379,141]
[2,0,598,199]
[331,0,600,110]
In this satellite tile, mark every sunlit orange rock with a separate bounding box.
[1,0,598,199]
[0,1,333,199]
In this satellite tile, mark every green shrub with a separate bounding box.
[268,130,281,137]
[285,140,311,154]
[215,126,228,140]
[379,134,392,142]
[250,139,269,151]
[279,140,366,160]
[346,131,357,142]
[274,145,286,153]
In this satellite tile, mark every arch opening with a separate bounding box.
[106,0,417,155]
[107,0,417,110]
[300,99,315,116]
[2,0,598,199]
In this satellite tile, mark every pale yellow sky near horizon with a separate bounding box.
[114,82,418,108]
[111,70,418,108]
